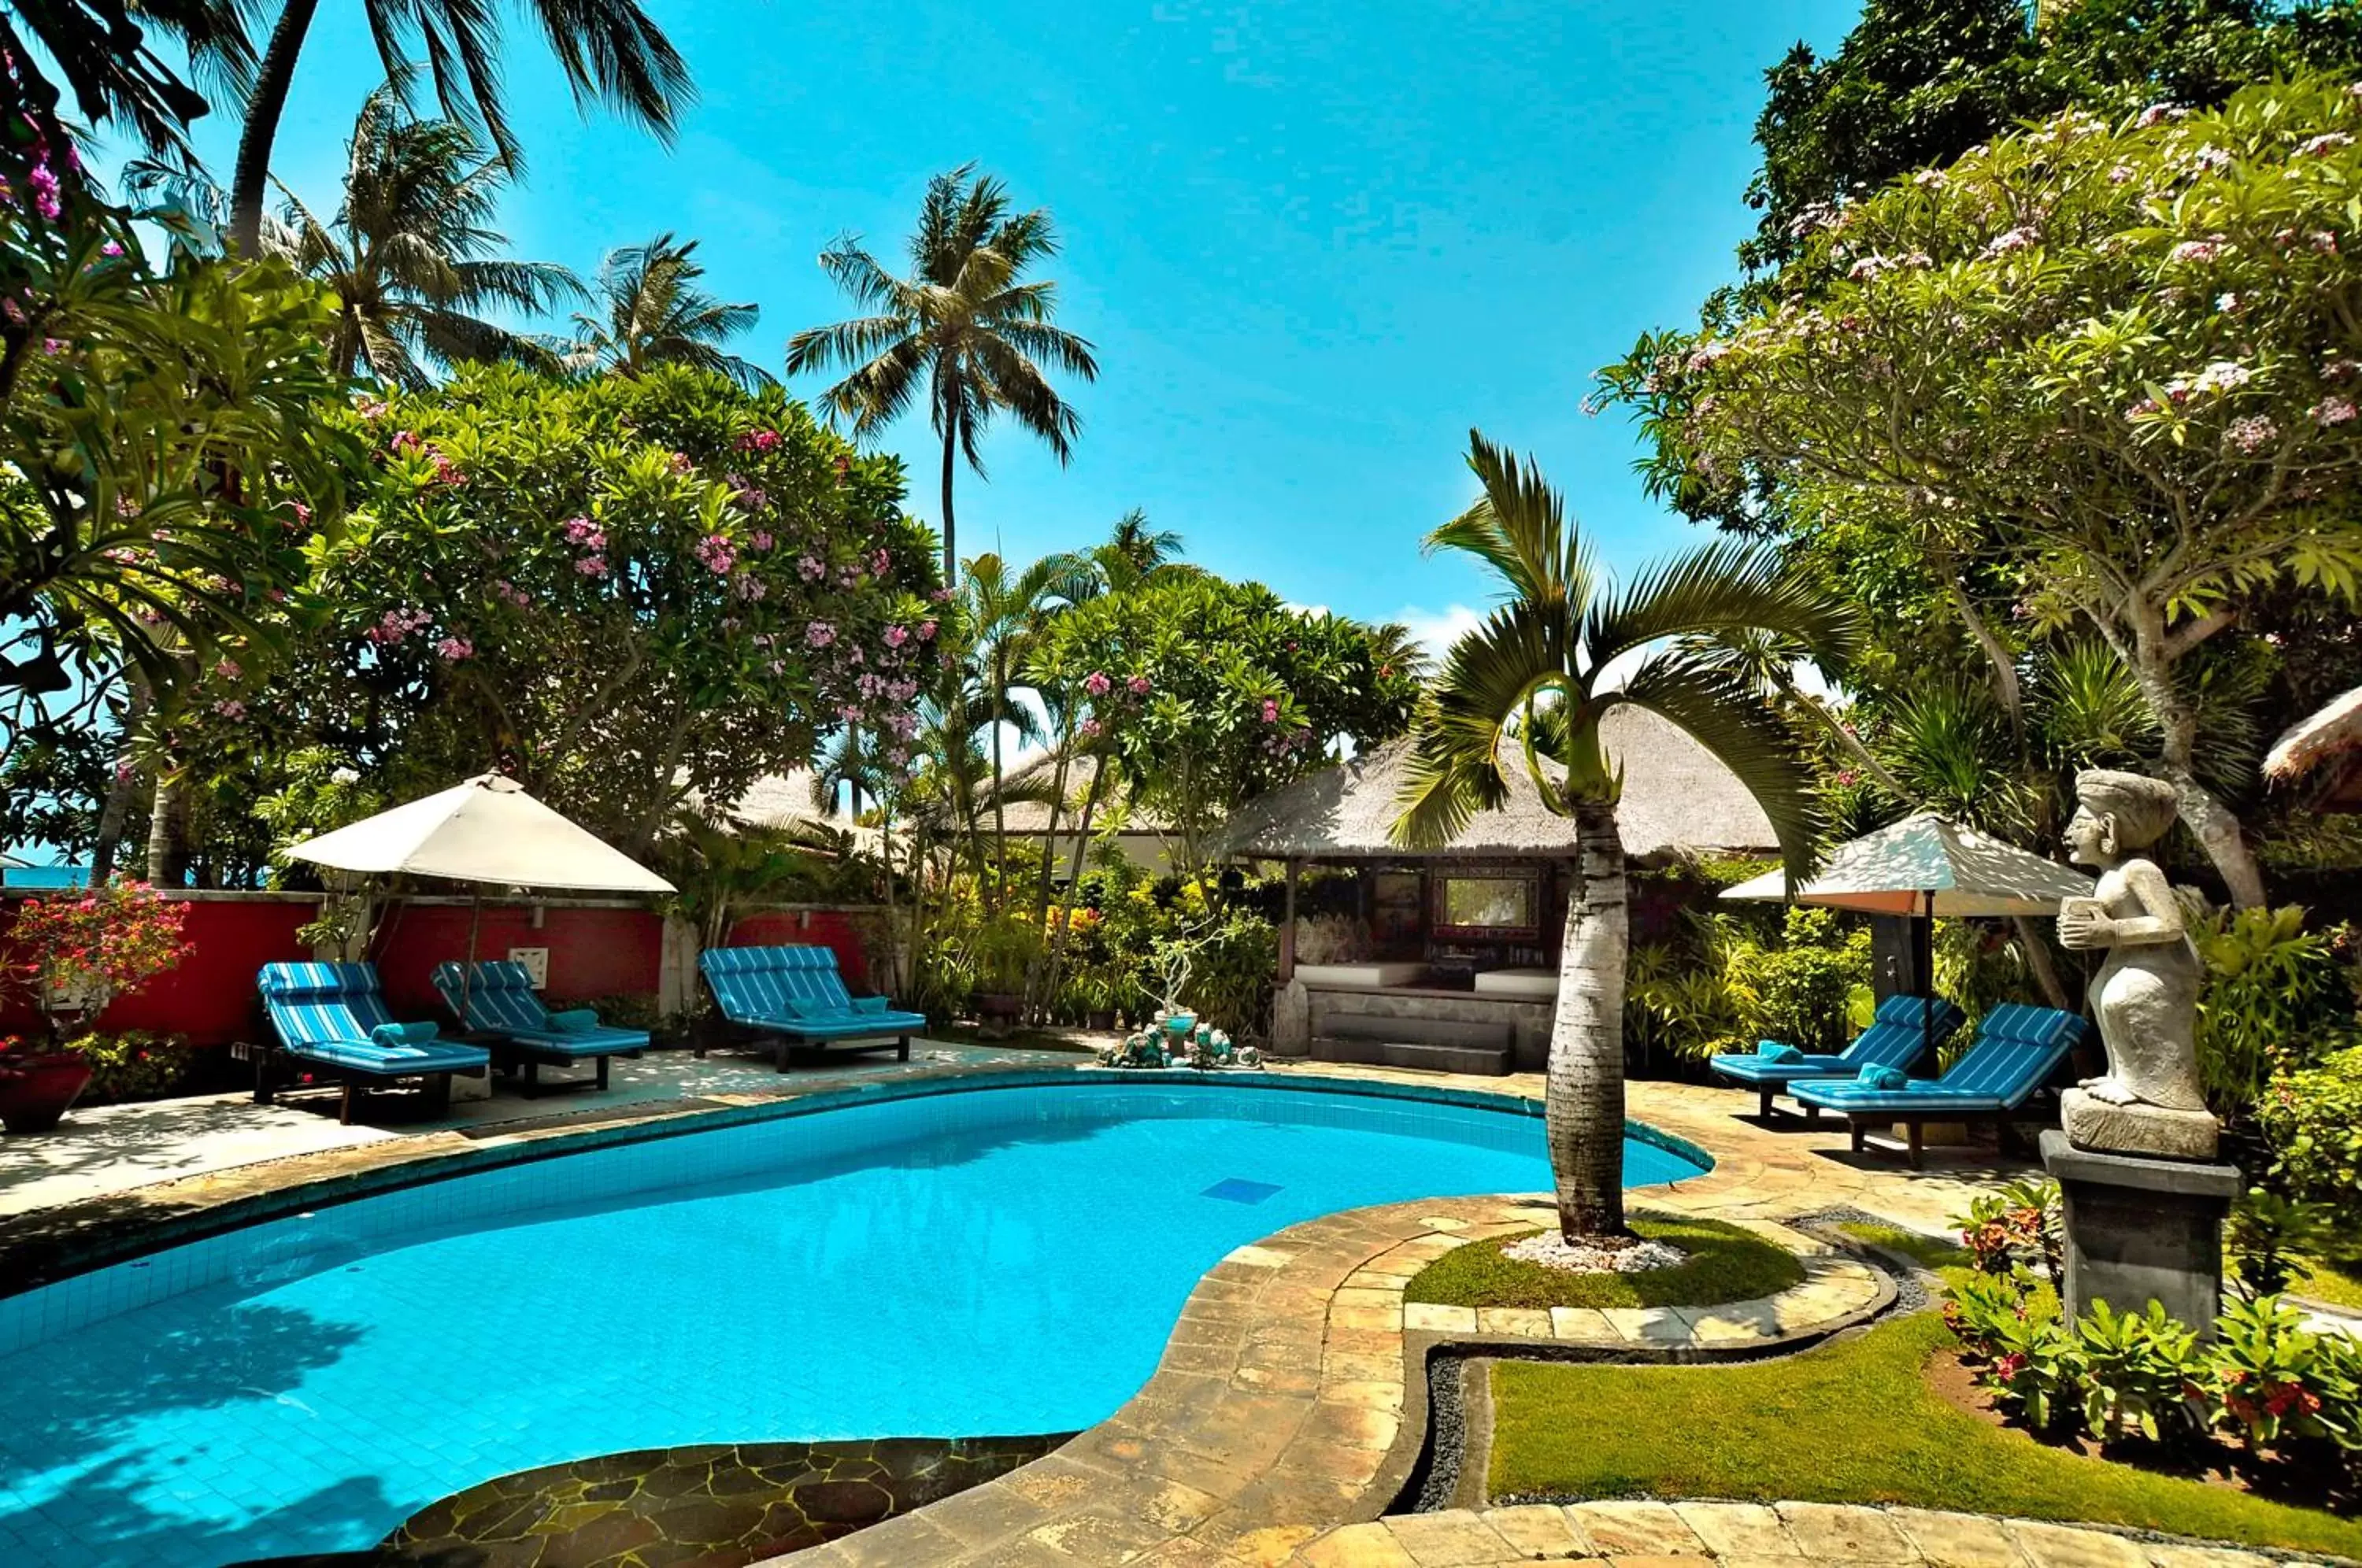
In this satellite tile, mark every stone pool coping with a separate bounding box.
[757,1196,1897,1568]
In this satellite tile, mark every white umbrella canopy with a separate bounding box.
[285,774,675,894]
[1721,812,2091,916]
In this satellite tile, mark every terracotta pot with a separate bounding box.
[0,1051,95,1134]
[977,992,1024,1020]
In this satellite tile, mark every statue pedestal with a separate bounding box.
[2040,1130,2238,1337]
[2060,1087,2219,1160]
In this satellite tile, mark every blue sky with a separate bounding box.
[159,0,1861,653]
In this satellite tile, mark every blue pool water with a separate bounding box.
[0,1080,1704,1566]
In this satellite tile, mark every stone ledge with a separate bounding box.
[1287,1502,2334,1568]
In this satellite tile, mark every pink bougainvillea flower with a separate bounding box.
[2311,396,2357,427]
[575,556,609,578]
[1083,671,1112,697]
[1127,675,1152,697]
[806,621,838,648]
[434,636,474,662]
[883,625,909,649]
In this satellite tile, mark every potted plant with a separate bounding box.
[970,913,1038,1038]
[0,882,191,1133]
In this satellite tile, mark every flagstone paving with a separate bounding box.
[1286,1503,2314,1568]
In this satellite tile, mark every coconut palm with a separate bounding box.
[1390,431,1855,1241]
[550,233,770,389]
[275,82,579,386]
[228,0,690,253]
[784,164,1098,583]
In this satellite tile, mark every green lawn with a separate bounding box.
[2297,1256,2362,1313]
[1488,1312,2362,1559]
[1405,1216,1805,1310]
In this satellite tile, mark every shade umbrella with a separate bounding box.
[1721,812,2093,1060]
[284,774,675,1019]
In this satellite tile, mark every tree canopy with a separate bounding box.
[1605,73,2362,904]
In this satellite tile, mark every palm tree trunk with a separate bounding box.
[939,423,958,584]
[230,0,323,253]
[1547,801,1631,1241]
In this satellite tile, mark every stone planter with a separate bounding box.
[0,1050,95,1133]
[976,992,1023,1040]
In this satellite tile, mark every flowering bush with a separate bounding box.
[2,882,191,1042]
[2256,1045,2362,1229]
[194,364,940,852]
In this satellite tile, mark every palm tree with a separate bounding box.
[785,164,1098,583]
[228,0,691,253]
[550,233,770,389]
[275,82,579,385]
[1390,431,1855,1242]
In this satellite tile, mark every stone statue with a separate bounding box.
[2055,769,2217,1159]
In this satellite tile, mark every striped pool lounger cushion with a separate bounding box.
[258,962,489,1076]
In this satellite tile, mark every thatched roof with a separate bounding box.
[2266,685,2362,813]
[2267,686,2362,782]
[1208,707,1778,861]
[981,753,1172,835]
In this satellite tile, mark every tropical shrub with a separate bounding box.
[2255,1045,2362,1228]
[2205,1295,2361,1457]
[2194,905,2358,1117]
[2076,1300,2202,1444]
[1628,906,1869,1060]
[2227,1187,2339,1301]
[2,882,191,1041]
[65,1030,198,1103]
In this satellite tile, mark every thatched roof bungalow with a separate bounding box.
[1212,708,1777,1074]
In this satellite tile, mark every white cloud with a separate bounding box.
[1394,603,1485,664]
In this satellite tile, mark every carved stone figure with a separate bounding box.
[2055,769,2217,1159]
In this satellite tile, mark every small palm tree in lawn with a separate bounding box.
[553,233,771,389]
[228,0,690,253]
[785,164,1098,584]
[276,82,580,386]
[1391,431,1854,1242]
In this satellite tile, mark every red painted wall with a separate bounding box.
[724,908,874,989]
[0,893,314,1048]
[372,903,664,1016]
[0,892,882,1048]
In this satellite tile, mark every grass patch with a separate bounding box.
[1488,1312,2362,1559]
[1838,1220,1971,1272]
[1405,1216,1805,1310]
[2296,1255,2362,1313]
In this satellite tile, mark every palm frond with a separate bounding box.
[1585,537,1859,672]
[1390,600,1573,849]
[1427,429,1589,611]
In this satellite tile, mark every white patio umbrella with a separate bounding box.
[284,774,675,1018]
[1722,812,2094,1058]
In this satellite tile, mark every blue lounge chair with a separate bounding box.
[256,961,490,1125]
[1791,1001,2090,1167]
[1709,993,1966,1120]
[698,945,924,1072]
[431,960,648,1096]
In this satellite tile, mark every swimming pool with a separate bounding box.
[0,1076,1706,1566]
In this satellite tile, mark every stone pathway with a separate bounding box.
[1291,1501,2319,1568]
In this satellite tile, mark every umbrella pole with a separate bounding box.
[1919,889,1935,1066]
[458,892,483,1027]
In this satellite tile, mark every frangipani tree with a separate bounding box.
[1607,75,2362,907]
[1050,575,1423,875]
[1390,432,1853,1241]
